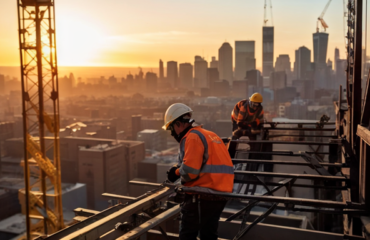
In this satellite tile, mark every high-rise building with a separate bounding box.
[263,26,274,77]
[166,61,178,87]
[234,41,256,80]
[108,75,117,85]
[207,68,219,88]
[159,59,164,81]
[313,32,329,68]
[0,75,4,95]
[275,54,291,73]
[294,46,311,80]
[334,48,340,72]
[194,56,208,88]
[246,69,262,87]
[218,42,233,84]
[270,71,287,90]
[145,72,158,92]
[179,63,193,89]
[131,115,142,141]
[210,57,218,69]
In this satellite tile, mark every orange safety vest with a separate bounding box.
[175,126,234,192]
[231,99,264,128]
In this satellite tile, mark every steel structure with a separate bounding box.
[16,0,370,239]
[17,0,64,239]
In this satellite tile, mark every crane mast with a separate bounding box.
[16,0,64,239]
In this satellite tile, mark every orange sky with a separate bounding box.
[0,0,359,69]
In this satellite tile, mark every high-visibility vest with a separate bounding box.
[175,126,234,192]
[231,99,264,128]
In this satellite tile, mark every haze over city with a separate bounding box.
[0,0,350,68]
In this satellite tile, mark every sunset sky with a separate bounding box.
[0,0,356,69]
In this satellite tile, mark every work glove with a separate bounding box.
[167,165,180,183]
[232,129,251,139]
[237,121,246,128]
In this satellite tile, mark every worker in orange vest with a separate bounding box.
[163,103,234,240]
[231,92,264,140]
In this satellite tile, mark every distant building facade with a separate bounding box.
[234,41,256,81]
[207,68,219,88]
[179,63,193,89]
[313,32,329,68]
[263,26,274,77]
[194,56,208,88]
[166,61,178,87]
[218,42,233,84]
[145,72,158,92]
[294,46,311,80]
[210,56,218,69]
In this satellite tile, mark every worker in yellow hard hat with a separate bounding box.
[231,92,264,140]
[163,103,234,240]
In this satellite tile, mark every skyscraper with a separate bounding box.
[0,74,4,95]
[207,68,219,88]
[294,46,311,80]
[194,56,208,88]
[334,48,340,72]
[145,72,158,92]
[210,57,218,69]
[218,42,233,84]
[313,32,328,68]
[275,54,291,73]
[159,59,164,81]
[234,41,256,80]
[179,63,193,89]
[263,26,274,77]
[166,61,178,87]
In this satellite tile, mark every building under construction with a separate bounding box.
[2,0,370,239]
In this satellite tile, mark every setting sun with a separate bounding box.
[56,16,107,66]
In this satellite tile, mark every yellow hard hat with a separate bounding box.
[162,103,193,130]
[249,92,263,103]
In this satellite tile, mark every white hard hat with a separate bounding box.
[162,103,193,130]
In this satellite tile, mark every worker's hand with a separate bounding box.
[167,165,180,183]
[237,121,245,128]
[242,129,251,136]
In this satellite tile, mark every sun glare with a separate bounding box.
[56,17,107,66]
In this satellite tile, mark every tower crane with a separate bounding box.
[263,0,273,26]
[16,0,64,239]
[317,0,333,32]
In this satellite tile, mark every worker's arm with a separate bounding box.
[255,108,264,129]
[175,133,204,183]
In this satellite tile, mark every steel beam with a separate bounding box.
[102,193,137,201]
[232,159,344,167]
[234,170,347,181]
[231,140,339,145]
[263,127,335,132]
[233,179,347,190]
[217,219,365,240]
[265,122,335,125]
[239,151,330,156]
[116,205,180,240]
[177,186,365,209]
[59,187,172,240]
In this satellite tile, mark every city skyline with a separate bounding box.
[0,0,351,68]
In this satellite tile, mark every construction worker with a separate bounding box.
[163,103,234,240]
[231,92,264,140]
